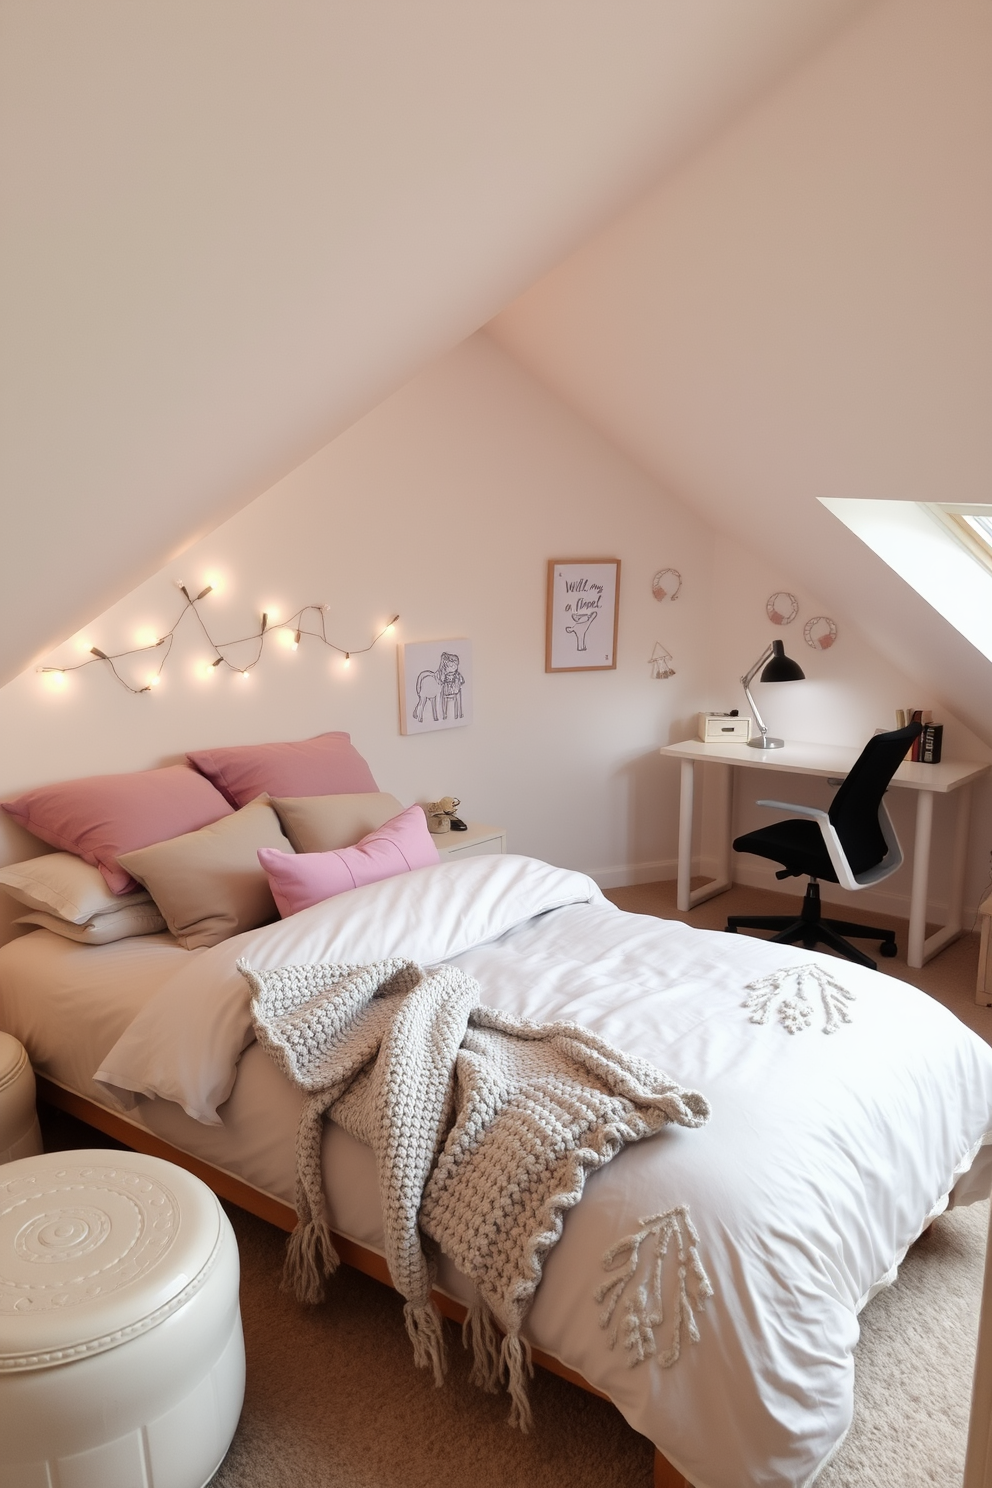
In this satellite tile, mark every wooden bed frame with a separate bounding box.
[37,1077,691,1488]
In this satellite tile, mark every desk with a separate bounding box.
[659,738,989,968]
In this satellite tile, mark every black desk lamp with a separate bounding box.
[741,639,805,749]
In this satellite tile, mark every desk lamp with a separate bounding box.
[741,639,805,749]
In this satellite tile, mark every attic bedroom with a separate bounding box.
[1,4,990,1487]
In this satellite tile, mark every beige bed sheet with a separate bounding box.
[0,929,394,1257]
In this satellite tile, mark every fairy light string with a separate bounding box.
[38,582,399,695]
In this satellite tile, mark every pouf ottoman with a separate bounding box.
[0,1034,42,1166]
[0,1149,245,1488]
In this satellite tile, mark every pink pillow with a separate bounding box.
[187,732,377,808]
[258,806,439,917]
[2,766,233,894]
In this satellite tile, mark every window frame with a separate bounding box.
[924,504,992,576]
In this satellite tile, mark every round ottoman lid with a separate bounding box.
[0,1149,223,1372]
[0,1032,29,1094]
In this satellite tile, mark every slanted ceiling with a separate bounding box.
[490,0,992,744]
[1,0,875,687]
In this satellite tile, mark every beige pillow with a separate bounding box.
[118,798,293,950]
[0,851,152,924]
[17,903,168,944]
[270,791,404,854]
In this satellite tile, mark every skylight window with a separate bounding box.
[819,499,992,664]
[926,505,992,575]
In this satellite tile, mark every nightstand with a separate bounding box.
[432,823,506,860]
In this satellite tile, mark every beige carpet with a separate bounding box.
[37,881,992,1487]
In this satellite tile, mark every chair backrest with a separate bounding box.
[828,723,923,875]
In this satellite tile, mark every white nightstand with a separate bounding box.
[432,823,506,860]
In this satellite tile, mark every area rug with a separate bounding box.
[212,1197,987,1488]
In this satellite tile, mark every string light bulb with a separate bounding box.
[39,587,398,695]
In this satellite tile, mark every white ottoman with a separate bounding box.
[0,1034,42,1166]
[0,1150,245,1488]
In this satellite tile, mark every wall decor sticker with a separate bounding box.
[649,643,675,679]
[546,559,620,673]
[803,616,838,651]
[651,568,683,602]
[765,592,799,626]
[398,639,472,734]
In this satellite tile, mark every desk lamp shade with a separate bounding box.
[742,639,805,749]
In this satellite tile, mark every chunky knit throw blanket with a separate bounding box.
[239,955,710,1427]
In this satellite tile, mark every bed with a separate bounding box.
[2,851,991,1488]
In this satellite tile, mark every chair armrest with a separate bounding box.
[755,799,831,822]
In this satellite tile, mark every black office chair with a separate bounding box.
[725,722,922,970]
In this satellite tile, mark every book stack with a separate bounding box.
[896,709,943,764]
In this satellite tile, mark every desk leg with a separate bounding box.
[676,761,695,912]
[677,759,734,912]
[921,783,970,965]
[907,785,970,968]
[907,791,933,969]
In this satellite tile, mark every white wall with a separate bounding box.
[0,0,873,688]
[0,335,716,899]
[490,0,992,743]
[4,333,986,952]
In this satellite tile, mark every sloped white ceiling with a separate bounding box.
[1,0,874,687]
[490,0,992,743]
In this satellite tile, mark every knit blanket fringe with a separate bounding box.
[240,955,710,1429]
[404,1299,448,1386]
[283,1217,340,1303]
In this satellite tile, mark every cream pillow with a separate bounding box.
[118,798,293,950]
[270,791,404,854]
[0,852,152,924]
[17,903,168,944]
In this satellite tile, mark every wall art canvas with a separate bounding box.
[546,559,620,672]
[398,639,472,734]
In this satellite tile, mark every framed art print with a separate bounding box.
[398,639,472,734]
[545,559,620,672]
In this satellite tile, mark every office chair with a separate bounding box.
[725,722,922,970]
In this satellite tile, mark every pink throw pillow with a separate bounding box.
[2,766,233,894]
[258,805,440,917]
[187,732,377,808]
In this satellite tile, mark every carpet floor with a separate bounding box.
[37,880,992,1487]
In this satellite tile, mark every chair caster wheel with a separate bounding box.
[880,942,897,958]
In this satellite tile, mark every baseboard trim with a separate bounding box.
[590,859,678,890]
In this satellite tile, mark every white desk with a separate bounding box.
[659,738,989,968]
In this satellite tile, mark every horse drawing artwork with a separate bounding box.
[413,651,464,723]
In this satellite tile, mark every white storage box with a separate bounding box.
[698,713,751,743]
[0,1032,42,1166]
[0,1149,244,1488]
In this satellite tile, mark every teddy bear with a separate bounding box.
[425,796,467,834]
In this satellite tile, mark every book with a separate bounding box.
[920,723,943,765]
[898,708,933,761]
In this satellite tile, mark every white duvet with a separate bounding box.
[94,855,992,1488]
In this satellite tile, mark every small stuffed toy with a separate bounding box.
[425,796,467,834]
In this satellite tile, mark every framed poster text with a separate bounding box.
[545,559,620,672]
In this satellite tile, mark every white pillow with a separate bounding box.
[16,904,168,944]
[0,852,151,924]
